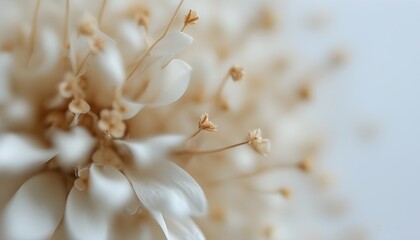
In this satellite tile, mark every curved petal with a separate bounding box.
[119,97,144,120]
[89,41,125,87]
[64,187,109,240]
[52,127,96,168]
[166,216,205,240]
[21,27,61,76]
[139,59,191,108]
[149,210,171,240]
[151,31,193,57]
[126,161,207,217]
[0,172,66,239]
[0,133,56,173]
[116,135,186,168]
[88,164,133,212]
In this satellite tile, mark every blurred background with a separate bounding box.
[285,1,420,239]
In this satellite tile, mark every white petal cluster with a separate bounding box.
[0,0,207,239]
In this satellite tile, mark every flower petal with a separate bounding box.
[119,97,144,120]
[0,133,56,173]
[88,164,133,212]
[151,31,193,57]
[126,161,207,216]
[52,127,95,168]
[149,210,171,240]
[64,187,109,240]
[0,172,66,239]
[89,40,125,87]
[139,59,191,108]
[116,135,186,168]
[166,216,205,240]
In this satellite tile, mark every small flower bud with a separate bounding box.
[89,35,105,54]
[78,17,97,36]
[247,128,271,156]
[229,66,244,81]
[184,9,199,26]
[198,113,217,132]
[69,98,91,114]
[98,109,126,138]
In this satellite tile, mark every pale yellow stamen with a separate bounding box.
[98,109,126,138]
[190,112,218,139]
[216,65,244,109]
[89,35,105,54]
[69,98,91,114]
[181,9,199,32]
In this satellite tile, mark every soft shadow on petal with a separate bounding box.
[126,161,207,217]
[52,127,96,168]
[0,172,66,239]
[151,31,193,57]
[138,59,191,108]
[88,164,134,212]
[149,210,171,240]
[166,216,205,240]
[119,97,144,120]
[110,212,166,240]
[0,133,56,173]
[64,187,109,240]
[116,135,185,168]
[89,41,125,87]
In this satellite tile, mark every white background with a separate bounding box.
[289,1,420,239]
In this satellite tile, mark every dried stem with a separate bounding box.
[175,140,249,156]
[75,52,91,76]
[28,0,42,63]
[98,0,107,28]
[216,72,230,101]
[124,0,184,88]
[63,0,70,51]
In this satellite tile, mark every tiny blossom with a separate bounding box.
[229,65,244,81]
[198,112,218,132]
[247,128,271,156]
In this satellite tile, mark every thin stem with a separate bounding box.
[207,163,297,186]
[124,0,184,88]
[216,72,230,101]
[28,0,42,63]
[63,0,70,51]
[189,129,201,139]
[97,0,107,28]
[175,141,249,156]
[75,52,91,76]
[181,24,187,32]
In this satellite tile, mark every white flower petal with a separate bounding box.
[149,211,171,240]
[0,172,66,239]
[52,127,95,168]
[22,27,61,76]
[89,41,125,86]
[119,97,144,120]
[152,31,193,57]
[127,161,207,216]
[88,164,133,212]
[139,59,191,108]
[0,133,56,173]
[166,216,205,240]
[64,187,109,240]
[116,135,185,168]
